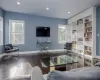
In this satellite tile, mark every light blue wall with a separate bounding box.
[4,11,67,51]
[0,8,4,53]
[96,6,100,56]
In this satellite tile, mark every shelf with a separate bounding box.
[77,24,83,26]
[84,62,91,66]
[85,31,92,32]
[84,54,92,59]
[85,21,92,24]
[78,52,84,55]
[85,27,92,28]
[84,50,92,52]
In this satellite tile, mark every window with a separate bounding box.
[0,17,3,46]
[58,25,66,43]
[9,20,24,44]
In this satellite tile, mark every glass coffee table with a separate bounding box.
[50,54,78,71]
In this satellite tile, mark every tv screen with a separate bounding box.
[36,27,50,37]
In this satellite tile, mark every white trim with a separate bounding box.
[68,7,94,24]
[84,54,93,60]
[58,41,66,44]
[0,16,3,46]
[9,20,25,45]
[58,24,67,44]
[58,24,67,27]
[92,7,96,57]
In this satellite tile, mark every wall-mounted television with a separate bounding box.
[36,27,50,37]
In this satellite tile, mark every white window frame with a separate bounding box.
[0,16,3,46]
[58,24,67,44]
[9,20,25,45]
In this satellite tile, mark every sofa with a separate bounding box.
[31,63,100,80]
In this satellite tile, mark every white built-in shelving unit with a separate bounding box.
[67,7,96,67]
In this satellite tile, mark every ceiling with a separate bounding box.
[0,0,100,19]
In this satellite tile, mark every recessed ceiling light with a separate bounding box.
[46,8,49,10]
[68,12,70,14]
[17,2,20,5]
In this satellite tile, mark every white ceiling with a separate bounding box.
[0,0,100,19]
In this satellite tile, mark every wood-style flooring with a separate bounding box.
[0,55,50,80]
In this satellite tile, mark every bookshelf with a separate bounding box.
[84,16,93,67]
[69,15,95,67]
[67,7,96,67]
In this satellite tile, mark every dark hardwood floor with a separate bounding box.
[0,54,80,80]
[0,55,50,80]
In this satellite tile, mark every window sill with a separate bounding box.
[58,42,66,44]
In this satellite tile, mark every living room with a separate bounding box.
[0,0,100,80]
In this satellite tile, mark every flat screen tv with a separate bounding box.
[36,27,50,37]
